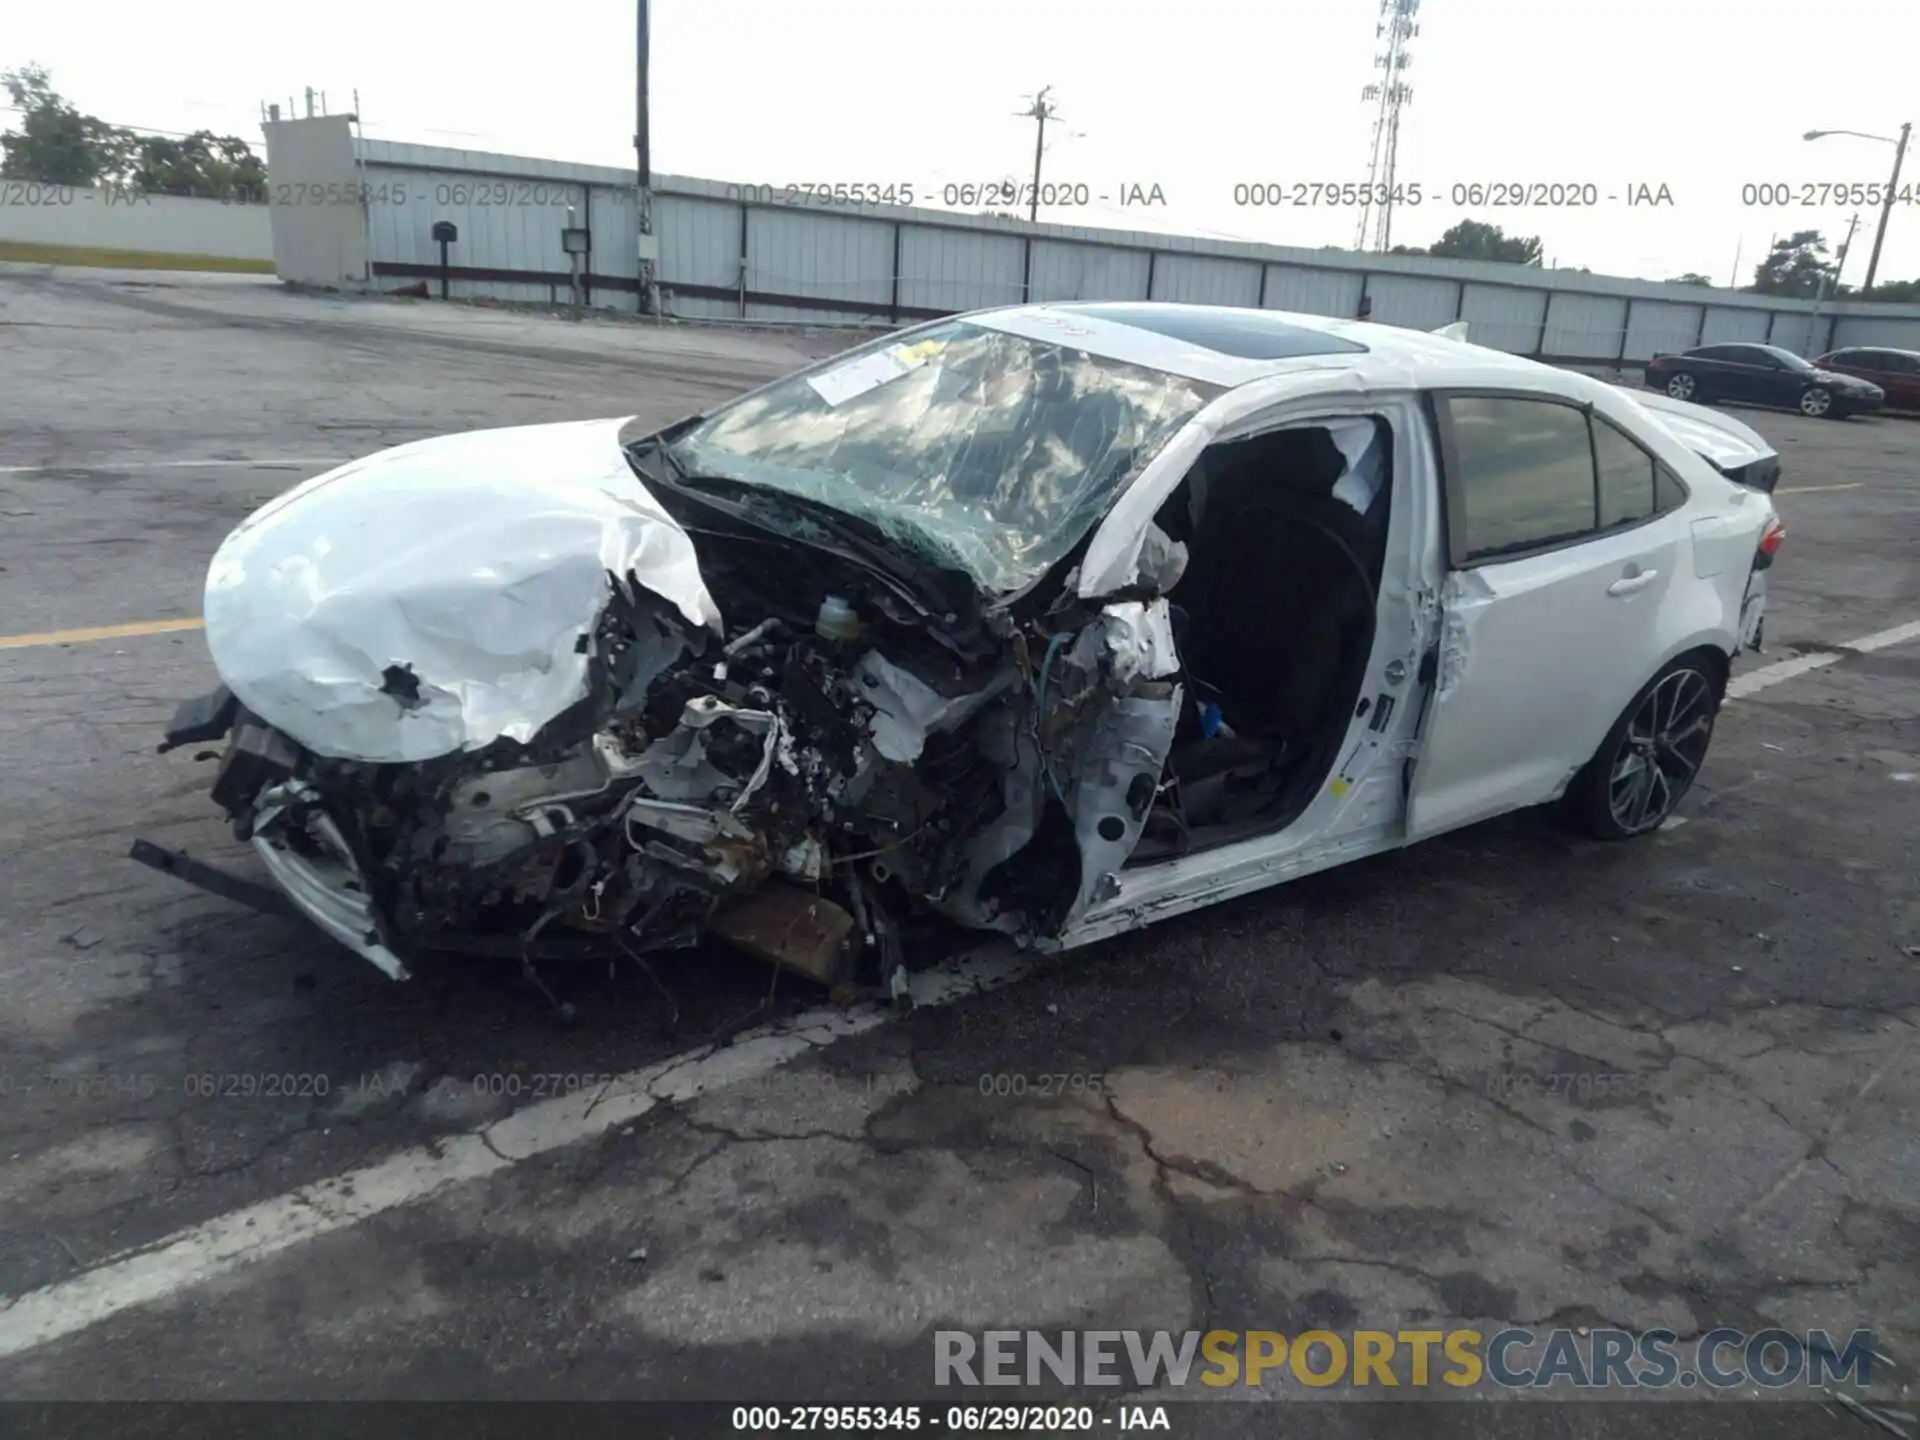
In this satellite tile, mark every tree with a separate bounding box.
[1669,273,1715,287]
[1748,231,1837,299]
[1427,219,1543,266]
[127,131,266,201]
[1,63,132,185]
[1,64,264,198]
[1861,277,1920,303]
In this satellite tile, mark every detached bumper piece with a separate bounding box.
[156,685,239,753]
[128,838,301,923]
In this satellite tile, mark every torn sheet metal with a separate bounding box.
[851,651,1015,763]
[1061,686,1182,924]
[202,418,721,765]
[1098,599,1181,684]
[634,696,782,812]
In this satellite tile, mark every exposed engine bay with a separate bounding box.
[142,389,1390,996]
[148,419,1198,993]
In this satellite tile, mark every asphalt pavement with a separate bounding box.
[0,267,1915,1431]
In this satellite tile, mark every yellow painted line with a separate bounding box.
[0,617,206,650]
[1775,482,1864,493]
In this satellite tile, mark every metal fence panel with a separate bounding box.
[1151,254,1263,307]
[1458,283,1548,353]
[898,225,1026,312]
[1027,241,1152,303]
[1700,307,1772,344]
[746,208,894,311]
[1365,273,1460,331]
[1261,266,1365,317]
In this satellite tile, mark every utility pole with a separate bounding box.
[1808,212,1859,354]
[1019,87,1058,223]
[1861,120,1911,296]
[634,0,660,316]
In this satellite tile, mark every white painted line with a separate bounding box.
[3,616,1916,1358]
[1725,618,1920,701]
[1725,652,1844,699]
[1848,617,1920,654]
[0,458,350,474]
[1774,482,1863,494]
[0,943,1035,1360]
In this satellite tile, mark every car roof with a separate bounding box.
[966,300,1554,389]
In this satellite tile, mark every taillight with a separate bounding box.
[1760,517,1786,556]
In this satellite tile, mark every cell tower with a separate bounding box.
[1354,0,1420,253]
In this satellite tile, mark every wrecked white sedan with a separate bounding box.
[137,303,1785,994]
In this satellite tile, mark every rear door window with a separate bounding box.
[1438,396,1597,563]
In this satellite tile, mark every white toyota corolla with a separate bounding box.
[140,303,1785,993]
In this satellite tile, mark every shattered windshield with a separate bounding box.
[665,320,1217,593]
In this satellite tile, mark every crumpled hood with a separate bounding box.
[203,417,721,764]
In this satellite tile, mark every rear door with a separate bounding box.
[1824,349,1880,387]
[1882,351,1920,409]
[1404,392,1686,839]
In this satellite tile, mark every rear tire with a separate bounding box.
[1665,372,1697,401]
[1562,656,1723,840]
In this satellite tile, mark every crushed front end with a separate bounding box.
[138,418,1184,991]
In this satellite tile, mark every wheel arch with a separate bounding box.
[1564,639,1730,796]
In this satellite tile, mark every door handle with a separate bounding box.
[1607,569,1659,597]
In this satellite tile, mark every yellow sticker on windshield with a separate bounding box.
[889,339,947,366]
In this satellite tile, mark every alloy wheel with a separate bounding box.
[1800,387,1832,417]
[1666,373,1696,400]
[1607,667,1715,833]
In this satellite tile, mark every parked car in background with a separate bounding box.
[1644,343,1884,419]
[1812,347,1920,412]
[137,305,1785,994]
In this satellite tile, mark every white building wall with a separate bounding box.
[0,185,273,262]
[262,116,368,286]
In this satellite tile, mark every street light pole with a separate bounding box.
[1805,122,1911,297]
[1861,121,1911,296]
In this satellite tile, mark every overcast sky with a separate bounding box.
[9,0,1919,286]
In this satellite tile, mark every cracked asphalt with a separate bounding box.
[1,267,1916,1430]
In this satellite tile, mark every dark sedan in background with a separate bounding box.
[1813,347,1920,412]
[1644,343,1884,420]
